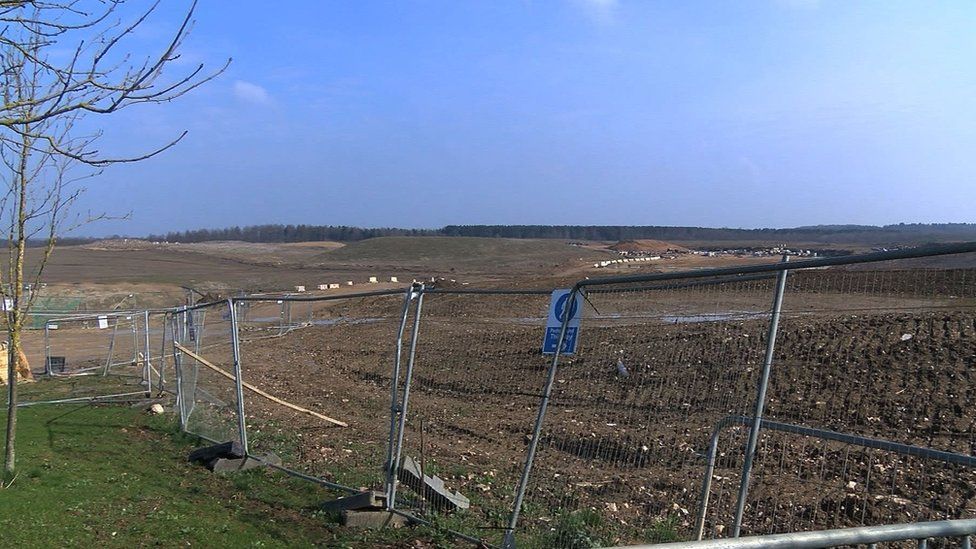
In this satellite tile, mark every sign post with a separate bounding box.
[542,289,583,355]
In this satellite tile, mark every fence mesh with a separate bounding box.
[174,301,241,444]
[514,277,778,547]
[390,291,552,546]
[707,260,976,538]
[510,256,976,546]
[21,312,153,403]
[236,292,408,496]
[45,313,143,376]
[146,311,170,396]
[236,294,320,336]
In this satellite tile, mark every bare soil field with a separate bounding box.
[28,237,612,294]
[27,245,337,288]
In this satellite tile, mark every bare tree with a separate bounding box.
[0,0,229,478]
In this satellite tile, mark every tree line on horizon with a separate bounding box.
[138,222,976,246]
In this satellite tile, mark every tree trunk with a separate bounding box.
[4,319,17,478]
[3,126,30,477]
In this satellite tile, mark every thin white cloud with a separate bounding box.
[232,80,272,105]
[574,0,619,25]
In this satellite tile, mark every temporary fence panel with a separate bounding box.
[707,258,976,538]
[237,297,295,336]
[504,244,976,547]
[173,301,242,445]
[390,290,553,546]
[511,276,780,547]
[20,312,153,404]
[44,313,143,376]
[235,290,411,496]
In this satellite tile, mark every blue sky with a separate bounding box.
[74,0,976,235]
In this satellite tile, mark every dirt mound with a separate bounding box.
[609,239,689,254]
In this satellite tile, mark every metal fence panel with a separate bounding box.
[513,277,779,547]
[44,312,142,376]
[710,261,976,538]
[173,301,241,445]
[391,290,552,546]
[235,291,410,495]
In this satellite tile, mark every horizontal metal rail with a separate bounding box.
[422,287,554,295]
[230,288,407,304]
[614,519,976,548]
[245,455,362,495]
[727,415,976,465]
[16,391,150,407]
[579,241,976,288]
[44,312,144,325]
[585,272,779,295]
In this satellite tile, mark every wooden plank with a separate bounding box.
[174,342,348,427]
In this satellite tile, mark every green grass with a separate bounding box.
[0,386,453,548]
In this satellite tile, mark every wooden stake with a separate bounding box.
[174,342,348,427]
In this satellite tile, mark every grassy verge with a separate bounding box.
[0,380,448,548]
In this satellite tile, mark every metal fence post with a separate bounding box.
[695,417,734,540]
[157,313,168,394]
[504,286,580,548]
[193,309,205,355]
[278,300,285,335]
[143,310,152,396]
[732,255,790,537]
[43,322,51,376]
[171,312,187,430]
[131,315,139,365]
[103,316,119,376]
[388,285,425,510]
[228,298,249,453]
[385,285,418,508]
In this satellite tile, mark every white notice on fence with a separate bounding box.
[97,315,109,329]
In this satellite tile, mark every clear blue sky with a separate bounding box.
[77,0,976,236]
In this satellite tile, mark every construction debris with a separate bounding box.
[321,490,388,513]
[319,491,412,529]
[188,441,245,469]
[187,441,281,473]
[397,456,470,512]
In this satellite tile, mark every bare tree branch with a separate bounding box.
[0,0,227,477]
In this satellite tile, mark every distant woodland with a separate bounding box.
[135,223,976,247]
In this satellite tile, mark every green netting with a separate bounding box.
[28,296,84,328]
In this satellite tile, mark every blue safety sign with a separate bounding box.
[542,289,583,355]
